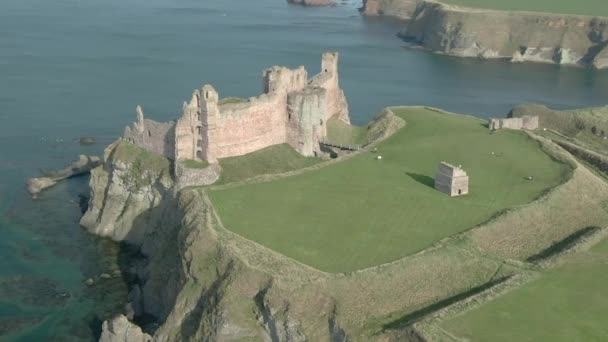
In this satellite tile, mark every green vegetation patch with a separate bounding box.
[216,144,321,185]
[440,237,608,341]
[218,97,249,105]
[112,141,172,191]
[112,141,170,174]
[326,116,369,146]
[210,108,570,273]
[512,104,608,155]
[183,159,209,169]
[439,0,608,17]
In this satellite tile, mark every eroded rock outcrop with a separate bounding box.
[361,0,608,69]
[27,155,101,198]
[80,140,173,245]
[100,315,152,342]
[360,0,420,18]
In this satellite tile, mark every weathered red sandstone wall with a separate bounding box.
[310,53,350,123]
[212,95,288,159]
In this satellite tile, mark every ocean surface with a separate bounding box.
[0,0,606,340]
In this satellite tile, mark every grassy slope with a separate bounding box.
[511,105,608,155]
[210,107,569,273]
[440,238,608,341]
[326,116,368,146]
[440,0,608,17]
[216,144,321,185]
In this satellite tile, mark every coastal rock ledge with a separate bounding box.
[361,0,608,69]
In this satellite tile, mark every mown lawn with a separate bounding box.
[440,0,608,17]
[440,238,608,341]
[209,107,570,273]
[216,144,321,185]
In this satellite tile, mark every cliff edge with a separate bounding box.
[361,0,608,69]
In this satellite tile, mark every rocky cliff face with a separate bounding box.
[80,140,173,246]
[361,0,608,69]
[360,0,420,18]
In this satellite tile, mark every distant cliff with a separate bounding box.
[361,0,608,69]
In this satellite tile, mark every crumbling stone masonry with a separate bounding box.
[123,53,350,165]
[175,52,349,163]
[435,162,469,197]
[489,115,539,131]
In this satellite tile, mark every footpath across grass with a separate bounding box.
[210,107,570,273]
[440,0,608,17]
[440,238,608,341]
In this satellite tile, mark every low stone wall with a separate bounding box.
[556,140,608,173]
[175,162,222,189]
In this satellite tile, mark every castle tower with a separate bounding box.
[321,52,339,75]
[199,85,219,162]
[175,90,200,161]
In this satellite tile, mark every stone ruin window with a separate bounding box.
[320,119,324,126]
[458,189,462,195]
[148,130,151,137]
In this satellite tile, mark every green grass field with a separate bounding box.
[326,116,369,146]
[216,144,321,185]
[209,108,570,273]
[440,0,608,17]
[440,238,608,341]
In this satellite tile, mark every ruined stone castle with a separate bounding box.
[123,52,350,167]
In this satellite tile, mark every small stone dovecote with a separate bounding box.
[434,162,469,197]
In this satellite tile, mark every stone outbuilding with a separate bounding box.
[489,115,539,131]
[434,162,469,197]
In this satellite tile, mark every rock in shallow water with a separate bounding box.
[27,155,101,198]
[79,137,96,146]
[287,0,335,6]
[99,315,151,342]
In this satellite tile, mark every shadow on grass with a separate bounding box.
[526,226,601,263]
[383,276,512,330]
[406,172,435,189]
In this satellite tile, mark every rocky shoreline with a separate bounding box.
[361,0,608,69]
[79,107,608,341]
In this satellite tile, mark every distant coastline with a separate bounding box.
[360,0,608,69]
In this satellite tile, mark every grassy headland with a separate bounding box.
[209,107,570,273]
[440,0,608,17]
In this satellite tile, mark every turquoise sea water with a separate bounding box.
[0,0,606,340]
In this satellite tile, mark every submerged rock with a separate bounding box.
[99,315,151,342]
[27,155,102,198]
[287,0,335,6]
[79,137,96,146]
